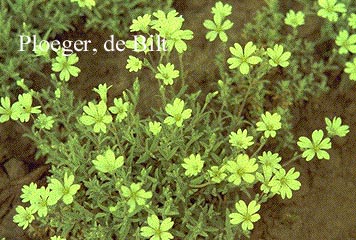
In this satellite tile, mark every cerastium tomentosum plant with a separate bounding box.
[0,1,352,239]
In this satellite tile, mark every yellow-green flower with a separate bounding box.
[50,236,66,240]
[258,151,282,174]
[120,183,152,213]
[13,206,36,230]
[181,154,204,177]
[348,13,356,29]
[297,130,331,161]
[284,10,305,28]
[227,42,262,75]
[51,50,80,82]
[109,98,129,122]
[211,1,232,17]
[31,187,51,217]
[0,96,18,123]
[80,101,113,133]
[335,30,356,55]
[155,63,179,85]
[20,182,38,203]
[148,121,162,135]
[266,44,291,68]
[92,149,124,174]
[256,111,282,138]
[203,14,233,42]
[229,129,254,150]
[93,83,112,103]
[48,172,80,205]
[229,200,261,231]
[207,165,227,183]
[12,93,41,123]
[317,0,346,22]
[126,56,143,72]
[269,167,301,199]
[70,0,95,9]
[140,215,174,240]
[130,14,151,33]
[256,168,274,194]
[35,114,55,130]
[226,154,258,185]
[325,117,349,137]
[345,58,356,81]
[164,98,192,127]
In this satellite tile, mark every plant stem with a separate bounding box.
[189,181,214,188]
[236,76,254,120]
[251,137,267,158]
[179,54,185,88]
[110,123,125,154]
[282,153,303,167]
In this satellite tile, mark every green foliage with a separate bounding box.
[3,1,353,239]
[84,0,172,37]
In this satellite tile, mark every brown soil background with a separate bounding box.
[1,0,356,239]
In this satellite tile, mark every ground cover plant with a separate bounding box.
[0,0,171,97]
[1,0,355,239]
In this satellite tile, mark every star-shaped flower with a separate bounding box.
[51,50,80,82]
[164,98,192,127]
[227,42,262,75]
[229,200,261,231]
[297,130,331,161]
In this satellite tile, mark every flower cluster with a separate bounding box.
[203,1,234,42]
[0,94,41,123]
[14,174,80,230]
